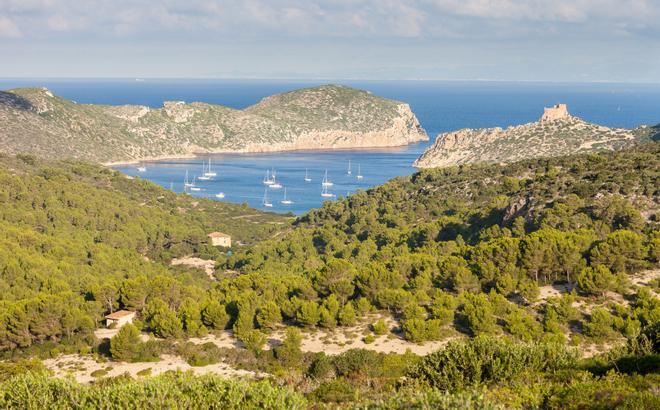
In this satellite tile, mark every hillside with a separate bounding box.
[414,103,656,168]
[0,145,658,408]
[0,152,289,351]
[0,85,427,164]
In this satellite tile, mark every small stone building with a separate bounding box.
[541,103,569,121]
[208,231,231,247]
[105,310,136,328]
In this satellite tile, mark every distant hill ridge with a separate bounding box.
[0,85,428,164]
[414,103,658,168]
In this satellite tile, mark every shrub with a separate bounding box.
[333,349,382,378]
[363,335,375,344]
[371,319,389,335]
[109,324,141,362]
[136,368,152,377]
[307,354,333,381]
[275,328,303,368]
[577,265,615,296]
[461,293,497,335]
[0,372,307,409]
[310,379,356,403]
[90,369,108,378]
[407,337,578,391]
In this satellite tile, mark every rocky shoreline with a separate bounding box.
[0,85,428,164]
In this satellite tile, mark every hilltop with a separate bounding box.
[414,103,657,168]
[0,85,427,164]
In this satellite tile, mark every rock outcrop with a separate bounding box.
[0,85,427,163]
[414,104,652,169]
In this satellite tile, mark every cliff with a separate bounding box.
[0,85,427,164]
[414,104,653,168]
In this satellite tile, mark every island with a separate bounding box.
[0,84,427,164]
[414,103,659,168]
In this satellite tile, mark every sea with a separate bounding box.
[2,79,659,215]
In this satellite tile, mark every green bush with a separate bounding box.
[407,337,578,391]
[310,379,356,403]
[0,372,306,409]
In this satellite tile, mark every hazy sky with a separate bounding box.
[1,0,659,81]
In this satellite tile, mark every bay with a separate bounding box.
[2,79,659,214]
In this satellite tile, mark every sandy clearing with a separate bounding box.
[171,256,216,280]
[43,354,258,384]
[191,315,458,356]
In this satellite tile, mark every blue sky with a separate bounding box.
[1,0,659,82]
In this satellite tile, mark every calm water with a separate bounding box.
[2,79,659,214]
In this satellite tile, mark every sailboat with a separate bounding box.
[189,175,202,191]
[215,192,225,199]
[204,158,217,177]
[262,188,273,207]
[137,163,146,172]
[263,170,274,185]
[356,164,363,180]
[197,161,211,180]
[184,170,194,187]
[281,188,293,205]
[321,170,333,187]
[270,169,282,189]
[347,159,352,175]
[304,168,312,182]
[321,185,334,198]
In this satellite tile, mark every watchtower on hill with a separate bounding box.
[541,104,569,121]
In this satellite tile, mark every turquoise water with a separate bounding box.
[3,79,659,214]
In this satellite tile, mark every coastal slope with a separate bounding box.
[414,103,656,168]
[0,85,427,164]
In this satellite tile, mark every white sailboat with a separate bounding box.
[263,170,274,185]
[204,158,217,177]
[304,168,312,182]
[189,175,202,191]
[270,170,282,189]
[356,164,363,180]
[184,170,194,187]
[198,161,211,180]
[262,188,273,207]
[321,185,334,198]
[137,163,146,172]
[215,192,225,199]
[281,188,293,205]
[347,159,352,175]
[321,170,333,187]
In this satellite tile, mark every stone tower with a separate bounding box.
[541,104,569,122]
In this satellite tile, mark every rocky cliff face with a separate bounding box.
[414,105,651,169]
[0,85,427,164]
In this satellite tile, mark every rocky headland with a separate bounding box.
[0,85,428,164]
[414,104,658,168]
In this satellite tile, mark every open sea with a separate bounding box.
[2,79,659,214]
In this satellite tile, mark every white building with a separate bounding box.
[208,231,231,247]
[104,310,136,328]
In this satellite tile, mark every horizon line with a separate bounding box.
[1,77,660,86]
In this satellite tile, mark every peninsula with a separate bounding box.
[414,103,658,168]
[0,85,428,164]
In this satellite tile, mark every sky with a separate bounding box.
[1,0,659,82]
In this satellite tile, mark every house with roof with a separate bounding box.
[104,310,136,328]
[208,231,231,247]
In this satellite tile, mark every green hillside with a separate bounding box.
[0,144,658,408]
[0,153,289,352]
